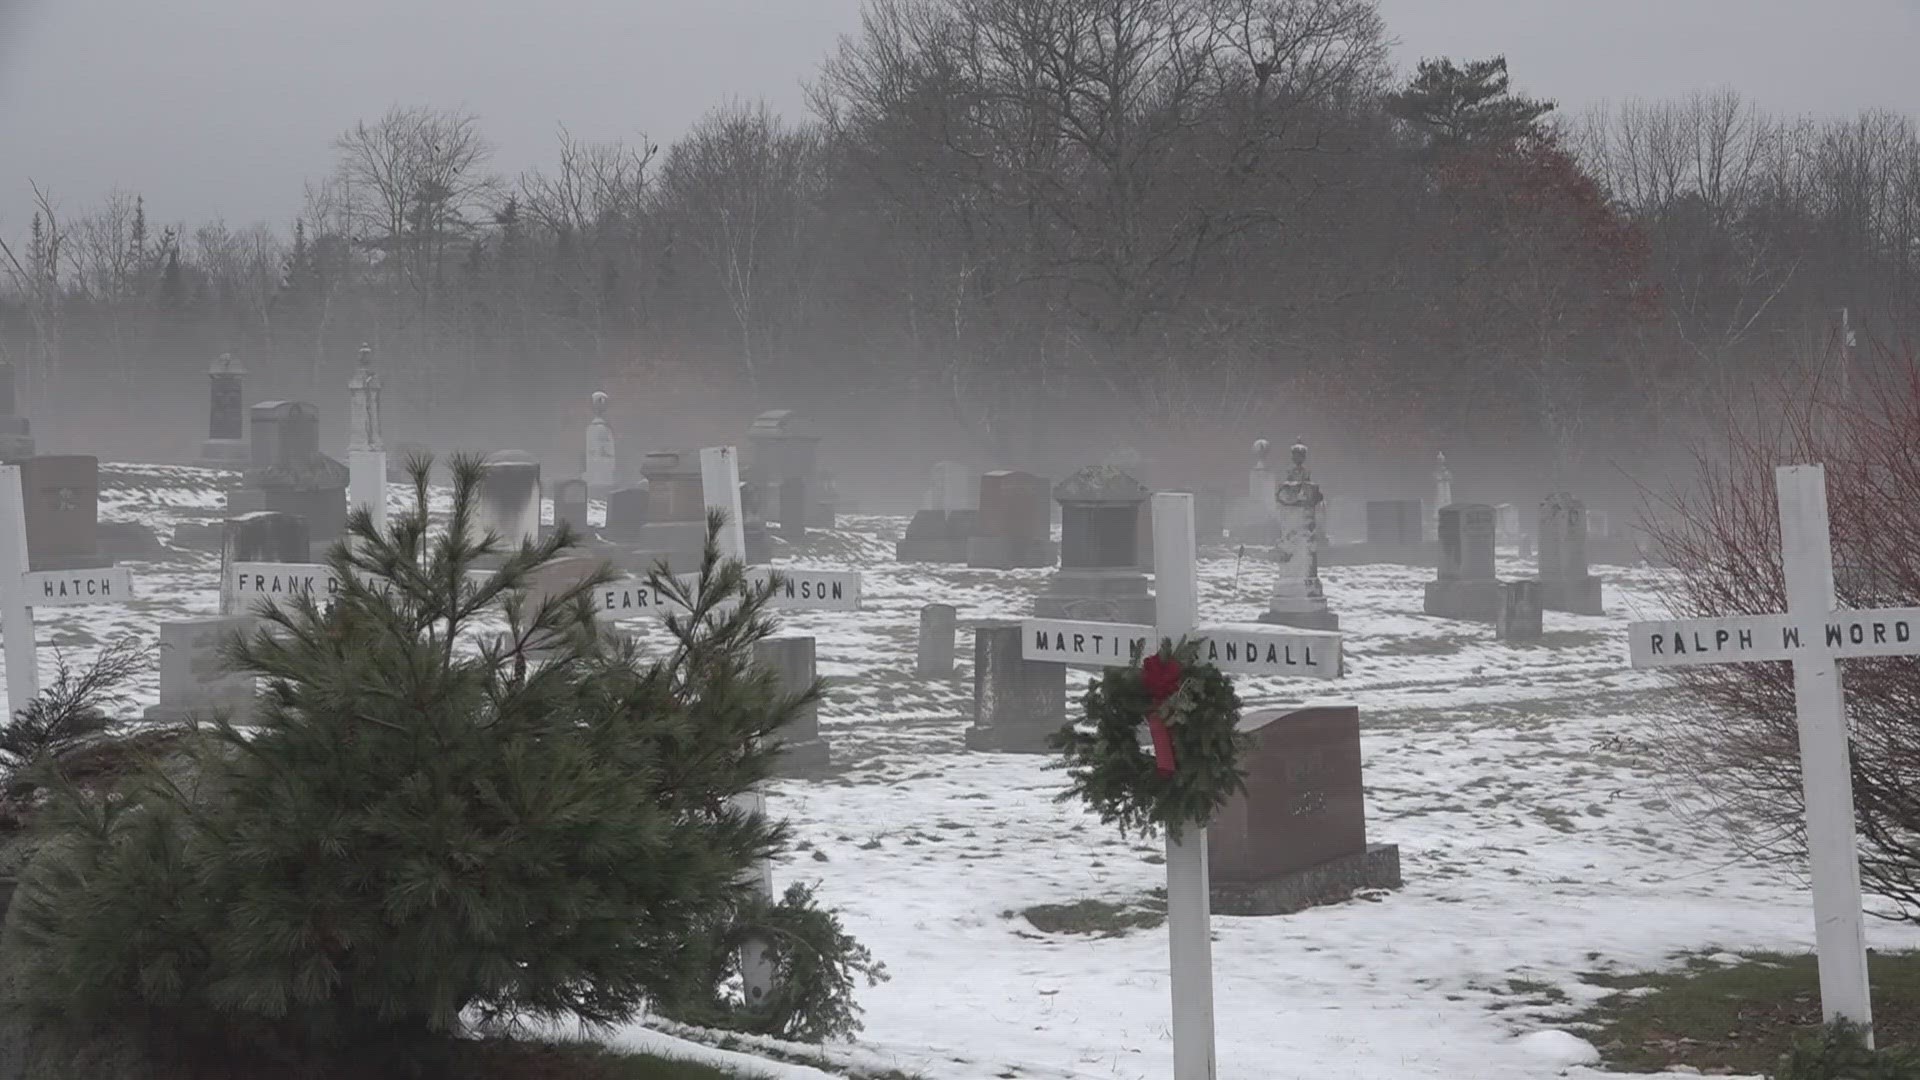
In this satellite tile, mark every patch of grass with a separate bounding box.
[1506,978,1571,1006]
[1015,895,1167,937]
[1576,950,1920,1076]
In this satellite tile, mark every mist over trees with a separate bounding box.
[2,0,1914,461]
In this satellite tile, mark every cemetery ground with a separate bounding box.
[8,463,1920,1080]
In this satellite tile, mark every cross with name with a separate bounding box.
[0,465,138,717]
[1021,492,1344,1080]
[1627,464,1917,1045]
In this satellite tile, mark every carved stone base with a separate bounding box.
[1210,843,1402,916]
[1422,578,1505,623]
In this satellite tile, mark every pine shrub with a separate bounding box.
[1775,1021,1920,1079]
[12,456,874,1076]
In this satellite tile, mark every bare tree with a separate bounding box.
[331,104,498,293]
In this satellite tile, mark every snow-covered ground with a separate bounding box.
[13,466,1919,1080]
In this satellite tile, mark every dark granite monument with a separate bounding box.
[966,470,1055,569]
[1421,503,1503,622]
[1034,466,1154,624]
[200,352,250,468]
[19,455,101,571]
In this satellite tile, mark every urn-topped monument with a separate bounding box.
[584,391,616,493]
[348,343,382,452]
[1260,441,1338,630]
[1033,465,1155,625]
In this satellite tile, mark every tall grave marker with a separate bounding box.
[585,392,616,494]
[1627,464,1920,1044]
[347,344,387,535]
[1539,493,1604,614]
[1260,442,1337,630]
[200,352,249,468]
[1020,493,1343,1080]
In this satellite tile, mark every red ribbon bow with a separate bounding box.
[1141,654,1183,778]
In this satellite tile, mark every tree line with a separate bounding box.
[3,0,1915,460]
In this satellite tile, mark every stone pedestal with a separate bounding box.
[967,470,1055,569]
[143,616,257,724]
[755,636,829,773]
[1208,706,1402,916]
[1035,466,1154,624]
[965,621,1067,753]
[916,603,957,679]
[1497,579,1544,642]
[1538,493,1604,615]
[1423,503,1502,623]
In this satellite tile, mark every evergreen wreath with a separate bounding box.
[1051,638,1248,841]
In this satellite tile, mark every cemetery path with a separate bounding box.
[14,479,1917,1080]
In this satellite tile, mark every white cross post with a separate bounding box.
[0,465,137,718]
[1021,492,1343,1079]
[1627,464,1920,1044]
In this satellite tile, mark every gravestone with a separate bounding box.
[1365,500,1424,544]
[925,461,975,512]
[895,509,969,563]
[1194,486,1227,544]
[1432,452,1454,536]
[476,452,542,550]
[1260,443,1337,630]
[1495,503,1521,544]
[236,401,346,555]
[631,450,708,566]
[554,477,591,537]
[1208,705,1401,915]
[143,616,256,724]
[20,456,101,571]
[916,603,957,679]
[754,635,829,772]
[1497,579,1544,642]
[219,511,309,614]
[0,360,33,462]
[604,484,650,544]
[966,470,1055,569]
[1422,503,1502,622]
[1230,439,1279,544]
[199,352,250,467]
[748,410,823,541]
[347,344,382,453]
[585,392,617,493]
[964,620,1067,753]
[1538,493,1604,615]
[1035,466,1154,624]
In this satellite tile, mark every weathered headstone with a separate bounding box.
[1035,466,1154,624]
[925,461,975,512]
[604,483,650,544]
[143,616,256,724]
[895,509,968,563]
[1538,493,1604,615]
[476,451,542,550]
[585,392,617,493]
[0,360,33,462]
[1230,439,1279,544]
[1432,451,1454,535]
[554,477,591,537]
[1422,503,1502,622]
[1365,500,1424,545]
[220,511,310,615]
[966,470,1055,569]
[637,449,707,562]
[1261,443,1337,630]
[249,400,320,470]
[1497,579,1544,642]
[236,401,346,555]
[754,635,829,772]
[964,620,1067,753]
[1208,706,1401,915]
[199,352,250,467]
[916,603,957,679]
[1194,486,1227,544]
[20,455,101,571]
[748,410,823,541]
[1494,503,1521,545]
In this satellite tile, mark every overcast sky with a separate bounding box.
[3,0,1918,234]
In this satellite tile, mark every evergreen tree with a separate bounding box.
[15,456,869,1075]
[1386,56,1555,150]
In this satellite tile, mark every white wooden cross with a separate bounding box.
[1021,492,1344,1080]
[1627,464,1918,1045]
[0,465,138,718]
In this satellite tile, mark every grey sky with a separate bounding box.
[3,0,1918,233]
